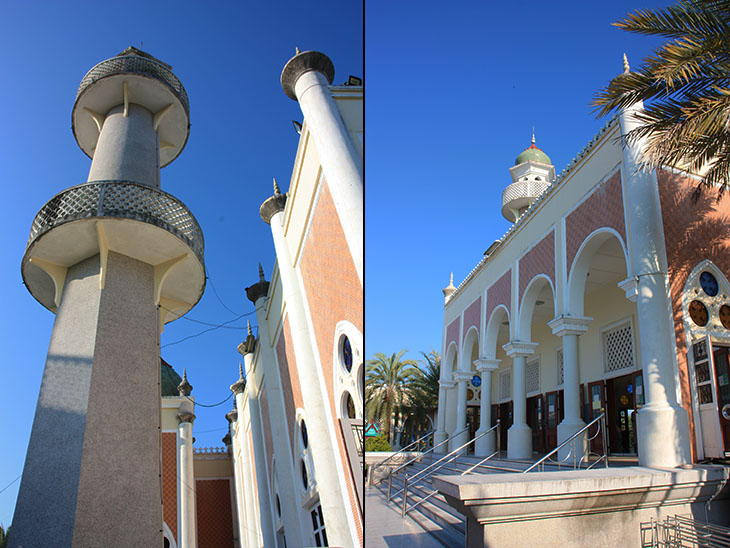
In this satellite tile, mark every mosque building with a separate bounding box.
[9,46,362,548]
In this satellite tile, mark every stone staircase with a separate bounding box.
[374,453,539,547]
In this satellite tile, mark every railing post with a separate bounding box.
[387,471,393,501]
[402,474,409,517]
[601,413,609,467]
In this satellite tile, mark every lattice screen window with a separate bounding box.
[557,348,564,385]
[603,321,635,373]
[526,358,540,394]
[500,370,511,401]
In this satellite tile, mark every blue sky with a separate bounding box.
[0,1,362,528]
[364,1,668,365]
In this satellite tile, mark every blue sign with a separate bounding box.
[627,384,633,394]
[471,375,481,387]
[364,421,379,437]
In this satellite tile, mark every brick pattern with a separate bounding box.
[297,179,364,544]
[446,318,460,350]
[259,386,276,485]
[195,479,234,548]
[462,296,482,341]
[656,169,730,460]
[519,230,555,302]
[276,317,301,460]
[565,172,626,273]
[161,432,177,543]
[486,269,512,324]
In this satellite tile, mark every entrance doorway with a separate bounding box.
[712,346,730,453]
[544,390,563,451]
[493,402,512,452]
[466,406,480,452]
[606,373,637,454]
[526,395,544,453]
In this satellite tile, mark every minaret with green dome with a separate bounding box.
[501,131,555,222]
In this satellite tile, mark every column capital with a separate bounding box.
[245,263,270,303]
[177,412,195,424]
[453,370,473,383]
[474,357,500,371]
[618,277,639,302]
[502,340,538,358]
[548,315,593,336]
[281,50,335,101]
[225,408,238,423]
[439,379,456,389]
[259,178,288,225]
[230,363,247,395]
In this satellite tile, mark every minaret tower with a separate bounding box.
[501,130,555,222]
[11,47,205,547]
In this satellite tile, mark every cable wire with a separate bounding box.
[0,474,21,496]
[161,310,256,349]
[205,269,241,316]
[160,305,248,330]
[161,361,235,408]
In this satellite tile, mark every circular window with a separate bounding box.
[300,420,309,449]
[700,271,719,297]
[342,336,353,372]
[300,459,308,489]
[720,304,730,329]
[689,300,709,326]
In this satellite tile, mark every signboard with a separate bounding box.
[364,421,379,437]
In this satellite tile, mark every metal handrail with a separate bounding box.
[523,413,608,473]
[386,427,465,500]
[367,429,434,487]
[401,422,500,516]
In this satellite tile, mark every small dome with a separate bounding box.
[161,357,183,397]
[515,143,551,166]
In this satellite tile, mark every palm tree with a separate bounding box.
[365,350,419,444]
[403,351,440,437]
[593,0,730,195]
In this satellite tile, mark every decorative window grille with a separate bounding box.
[526,358,540,394]
[557,348,564,385]
[500,370,511,401]
[603,321,635,373]
[692,339,714,405]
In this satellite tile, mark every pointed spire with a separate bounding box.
[623,53,630,74]
[295,47,301,55]
[258,263,265,282]
[273,177,281,196]
[247,321,253,336]
[177,367,193,397]
[239,362,244,379]
[443,272,456,303]
[531,126,535,145]
[230,362,247,394]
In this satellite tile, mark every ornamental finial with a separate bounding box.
[531,126,535,145]
[295,47,300,55]
[258,263,265,282]
[623,53,630,74]
[273,178,281,196]
[247,321,253,336]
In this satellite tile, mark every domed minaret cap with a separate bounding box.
[514,131,552,166]
[260,178,288,224]
[245,263,270,303]
[281,49,335,101]
[177,368,193,397]
[230,363,247,395]
[442,272,456,300]
[72,46,191,167]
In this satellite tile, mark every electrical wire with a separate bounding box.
[0,474,21,496]
[160,305,248,330]
[161,361,235,408]
[161,310,256,349]
[205,269,241,316]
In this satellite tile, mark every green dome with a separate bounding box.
[515,143,551,166]
[161,358,183,397]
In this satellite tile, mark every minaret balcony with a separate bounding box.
[501,179,550,223]
[22,180,205,322]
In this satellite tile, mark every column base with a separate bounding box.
[507,423,532,459]
[557,418,587,462]
[637,403,691,467]
[434,430,448,453]
[474,429,496,457]
[449,429,469,453]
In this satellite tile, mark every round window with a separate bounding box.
[700,271,719,297]
[343,336,353,373]
[720,304,730,330]
[301,420,308,449]
[344,392,356,419]
[689,300,709,326]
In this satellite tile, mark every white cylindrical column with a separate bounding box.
[451,371,471,451]
[619,97,691,467]
[87,104,160,188]
[177,414,197,548]
[504,341,537,459]
[474,359,499,456]
[282,51,363,282]
[434,381,450,450]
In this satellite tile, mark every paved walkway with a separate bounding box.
[365,486,445,548]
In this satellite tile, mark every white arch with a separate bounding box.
[484,305,510,360]
[567,227,630,316]
[163,522,177,548]
[518,274,556,341]
[460,326,480,372]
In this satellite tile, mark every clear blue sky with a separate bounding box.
[364,3,667,361]
[0,1,362,528]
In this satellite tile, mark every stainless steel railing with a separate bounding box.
[367,429,434,487]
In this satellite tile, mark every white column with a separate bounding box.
[549,316,592,460]
[451,371,471,451]
[177,411,197,548]
[619,100,691,467]
[435,380,454,452]
[503,341,537,459]
[283,52,363,283]
[473,358,500,456]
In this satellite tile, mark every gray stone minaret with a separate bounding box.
[11,47,205,548]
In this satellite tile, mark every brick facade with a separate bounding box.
[195,479,234,548]
[486,269,512,324]
[518,230,555,302]
[463,296,482,341]
[161,431,177,543]
[276,316,302,459]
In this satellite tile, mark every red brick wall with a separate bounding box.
[276,316,302,459]
[462,296,482,341]
[259,386,276,484]
[565,172,626,273]
[195,479,234,548]
[298,180,363,545]
[161,432,177,542]
[486,269,512,324]
[519,230,555,302]
[656,169,730,460]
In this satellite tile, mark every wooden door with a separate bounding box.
[527,395,544,453]
[587,380,605,454]
[545,391,559,451]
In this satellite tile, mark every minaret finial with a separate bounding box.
[531,126,535,145]
[623,53,630,74]
[295,47,301,55]
[177,367,193,396]
[273,177,281,196]
[449,272,454,285]
[247,320,253,336]
[258,262,265,282]
[238,362,244,379]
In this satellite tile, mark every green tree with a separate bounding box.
[364,432,392,452]
[0,524,8,548]
[402,351,441,438]
[365,350,419,444]
[593,0,730,194]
